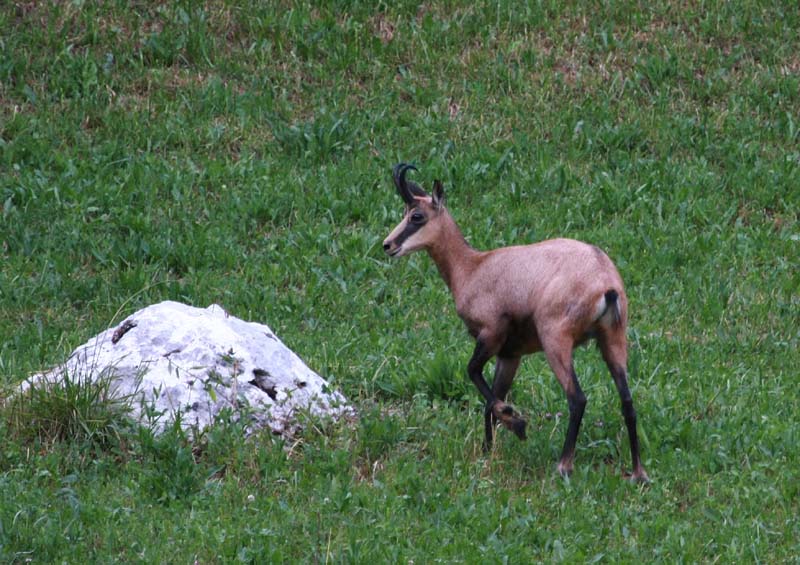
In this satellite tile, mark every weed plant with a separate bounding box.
[1,1,798,561]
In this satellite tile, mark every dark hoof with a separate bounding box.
[557,461,573,478]
[624,469,650,484]
[491,401,527,441]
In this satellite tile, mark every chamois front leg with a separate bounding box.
[467,338,497,451]
[484,356,526,448]
[467,338,526,451]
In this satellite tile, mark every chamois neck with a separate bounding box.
[426,210,481,295]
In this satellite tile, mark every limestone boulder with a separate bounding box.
[24,301,352,437]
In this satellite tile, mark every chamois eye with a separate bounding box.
[410,211,425,223]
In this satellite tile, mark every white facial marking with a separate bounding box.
[397,229,426,255]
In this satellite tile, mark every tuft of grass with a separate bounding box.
[5,369,135,450]
[423,350,470,402]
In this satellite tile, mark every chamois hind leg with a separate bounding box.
[598,331,649,482]
[542,333,586,477]
[483,356,525,450]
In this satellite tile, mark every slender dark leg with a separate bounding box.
[557,366,587,476]
[542,335,586,476]
[467,338,499,451]
[483,356,523,449]
[609,364,649,482]
[598,331,649,482]
[467,339,497,404]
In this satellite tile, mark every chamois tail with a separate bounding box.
[602,289,622,327]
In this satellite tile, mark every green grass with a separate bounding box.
[1,0,798,561]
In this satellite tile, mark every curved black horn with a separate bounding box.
[392,163,428,204]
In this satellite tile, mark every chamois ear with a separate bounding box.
[432,179,445,210]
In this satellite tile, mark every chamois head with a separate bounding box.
[383,163,445,257]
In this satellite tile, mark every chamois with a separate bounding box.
[383,163,648,481]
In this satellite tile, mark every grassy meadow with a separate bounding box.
[1,0,798,561]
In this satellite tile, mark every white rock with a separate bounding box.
[24,301,352,437]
